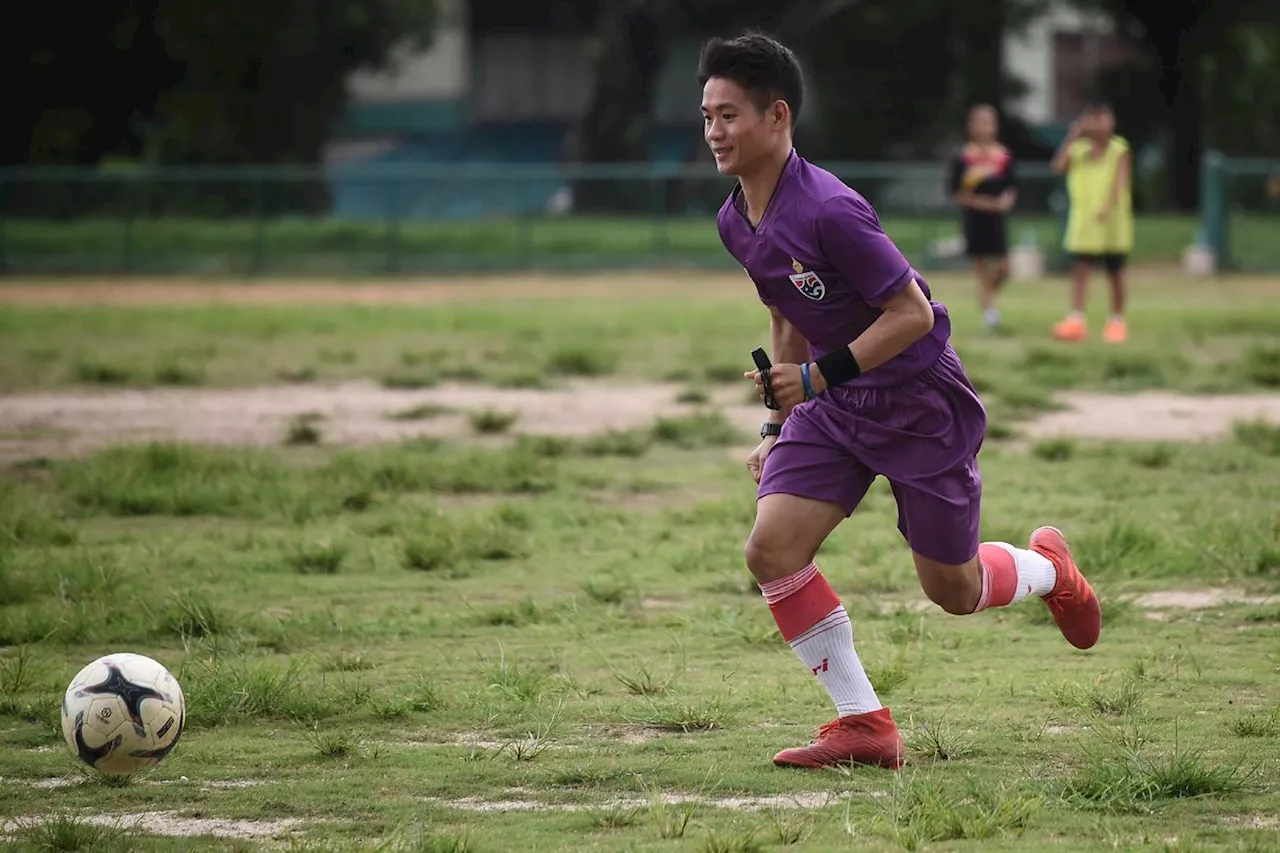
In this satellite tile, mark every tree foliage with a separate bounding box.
[4,0,437,168]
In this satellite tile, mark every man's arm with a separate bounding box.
[768,305,810,423]
[809,279,934,393]
[844,279,934,376]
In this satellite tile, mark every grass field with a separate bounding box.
[5,213,1279,274]
[1,271,1278,852]
[0,213,1235,275]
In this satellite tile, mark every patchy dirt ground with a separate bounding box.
[3,276,1277,458]
[1020,390,1280,443]
[1132,589,1280,610]
[1,380,1277,464]
[1,812,307,840]
[0,380,765,462]
[419,788,842,813]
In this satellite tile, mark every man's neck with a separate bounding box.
[740,147,793,228]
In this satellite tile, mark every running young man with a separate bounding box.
[1050,101,1133,343]
[950,104,1017,330]
[700,33,1101,770]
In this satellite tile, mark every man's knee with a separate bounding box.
[745,495,846,582]
[744,530,794,581]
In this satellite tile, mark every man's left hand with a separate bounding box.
[744,363,825,410]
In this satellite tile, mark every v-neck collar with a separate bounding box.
[732,149,797,235]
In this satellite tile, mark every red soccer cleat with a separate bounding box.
[1031,526,1102,650]
[773,708,904,769]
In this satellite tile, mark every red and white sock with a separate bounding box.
[973,542,1058,611]
[760,563,881,717]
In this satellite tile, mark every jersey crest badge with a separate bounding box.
[788,260,826,301]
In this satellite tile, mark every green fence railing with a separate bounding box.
[0,159,1231,277]
[1200,152,1280,272]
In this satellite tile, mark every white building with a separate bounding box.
[1004,4,1128,125]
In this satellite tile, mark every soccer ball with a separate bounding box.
[60,653,185,776]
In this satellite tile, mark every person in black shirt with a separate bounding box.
[949,105,1017,330]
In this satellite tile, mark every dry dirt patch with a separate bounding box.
[0,382,1276,465]
[0,380,764,463]
[1021,391,1280,442]
[1,812,308,840]
[423,789,840,814]
[1132,589,1279,610]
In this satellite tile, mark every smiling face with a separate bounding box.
[701,77,791,177]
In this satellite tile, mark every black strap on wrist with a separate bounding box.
[759,368,780,411]
[751,348,781,411]
[815,347,862,387]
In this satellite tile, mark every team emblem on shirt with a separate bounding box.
[788,259,826,301]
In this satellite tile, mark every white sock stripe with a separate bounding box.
[788,607,850,646]
[759,563,818,604]
[765,562,817,597]
[790,607,849,640]
[790,622,849,651]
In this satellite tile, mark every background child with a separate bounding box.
[1051,101,1133,343]
[950,104,1017,331]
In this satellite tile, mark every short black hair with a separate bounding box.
[697,32,804,126]
[1084,99,1114,114]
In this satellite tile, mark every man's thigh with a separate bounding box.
[746,493,848,582]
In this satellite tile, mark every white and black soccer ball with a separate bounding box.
[60,653,185,776]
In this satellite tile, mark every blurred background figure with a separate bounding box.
[1051,101,1133,343]
[949,104,1017,331]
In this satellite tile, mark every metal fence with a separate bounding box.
[0,157,1265,276]
[1200,153,1280,272]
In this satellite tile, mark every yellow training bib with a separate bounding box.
[1063,136,1133,254]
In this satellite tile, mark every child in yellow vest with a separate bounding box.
[1050,102,1132,343]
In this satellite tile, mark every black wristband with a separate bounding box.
[815,347,862,387]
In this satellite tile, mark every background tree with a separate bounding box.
[1,1,181,166]
[1,0,438,168]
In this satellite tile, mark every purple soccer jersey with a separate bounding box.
[717,151,951,388]
[721,151,987,565]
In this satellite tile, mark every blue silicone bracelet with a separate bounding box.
[800,362,814,401]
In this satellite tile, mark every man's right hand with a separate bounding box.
[747,436,778,484]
